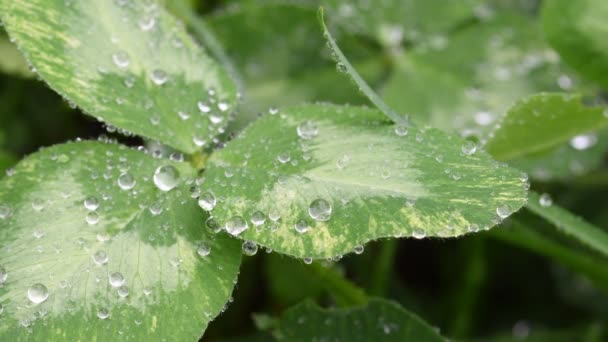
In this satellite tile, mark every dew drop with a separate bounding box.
[336,154,350,170]
[109,272,125,288]
[84,196,99,211]
[197,101,211,113]
[153,165,180,192]
[178,111,190,120]
[412,229,426,239]
[138,16,156,31]
[217,102,230,112]
[539,193,553,207]
[198,192,216,211]
[354,245,364,254]
[197,243,211,257]
[97,308,110,320]
[205,217,221,233]
[336,62,347,73]
[32,199,44,211]
[117,173,136,190]
[93,250,109,265]
[461,140,477,155]
[308,199,332,222]
[117,285,129,298]
[151,69,168,85]
[240,241,258,257]
[303,257,313,265]
[569,134,598,151]
[496,205,511,219]
[27,283,49,304]
[394,125,408,136]
[33,229,45,239]
[250,211,266,226]
[112,51,130,69]
[297,121,319,140]
[294,219,309,234]
[277,152,291,164]
[149,202,163,216]
[86,211,100,225]
[225,216,249,236]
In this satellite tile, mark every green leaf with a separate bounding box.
[383,12,582,136]
[0,0,237,154]
[526,191,608,259]
[0,141,241,340]
[542,0,608,89]
[276,299,445,341]
[201,103,528,259]
[485,93,608,161]
[0,32,33,78]
[318,7,408,126]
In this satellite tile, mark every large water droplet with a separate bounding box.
[28,283,49,304]
[84,196,99,211]
[198,192,216,211]
[109,272,125,288]
[225,216,249,236]
[153,165,180,192]
[117,173,136,190]
[242,241,258,256]
[308,199,332,222]
[297,121,319,140]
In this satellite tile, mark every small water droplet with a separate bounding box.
[277,152,291,164]
[0,204,11,219]
[297,121,319,140]
[151,69,168,85]
[394,125,408,136]
[496,205,511,219]
[242,240,258,256]
[84,196,99,211]
[250,211,266,226]
[32,199,44,211]
[138,16,156,31]
[153,165,180,192]
[303,257,313,264]
[569,134,598,151]
[198,192,216,211]
[149,202,163,216]
[354,245,364,254]
[197,101,211,113]
[86,211,100,225]
[93,250,109,265]
[539,193,553,207]
[461,140,477,155]
[28,283,49,304]
[97,308,110,320]
[412,229,426,239]
[117,285,129,298]
[178,111,190,120]
[197,243,211,257]
[294,219,309,234]
[112,51,130,69]
[336,154,350,170]
[205,217,221,233]
[0,266,7,284]
[217,102,230,112]
[117,173,136,190]
[336,62,347,73]
[225,216,248,236]
[109,272,125,288]
[308,199,332,222]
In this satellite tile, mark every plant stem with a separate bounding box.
[489,220,608,293]
[307,262,368,307]
[369,240,398,296]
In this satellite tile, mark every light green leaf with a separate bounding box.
[201,104,528,259]
[276,299,445,341]
[0,0,237,154]
[526,191,608,259]
[542,0,608,89]
[318,7,408,126]
[485,93,608,161]
[0,141,241,340]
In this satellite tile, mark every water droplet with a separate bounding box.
[178,111,190,120]
[84,196,99,211]
[0,204,10,219]
[268,208,281,222]
[97,308,110,320]
[412,229,426,239]
[153,165,180,192]
[496,205,511,219]
[138,16,156,31]
[32,199,44,211]
[394,125,408,136]
[250,211,266,226]
[0,266,7,284]
[151,69,168,85]
[33,229,45,239]
[86,211,100,225]
[225,216,249,236]
[217,102,230,112]
[268,107,279,115]
[354,245,364,254]
[28,283,49,304]
[336,62,347,73]
[277,152,291,164]
[197,243,211,257]
[198,192,216,211]
[117,173,136,190]
[569,134,598,151]
[117,285,129,298]
[308,199,332,222]
[93,250,109,265]
[205,217,221,233]
[197,101,211,113]
[209,113,224,125]
[112,51,130,69]
[294,219,309,234]
[149,202,163,216]
[297,121,319,140]
[539,193,553,207]
[109,272,125,288]
[461,140,477,155]
[303,257,313,265]
[242,241,258,256]
[336,154,350,170]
